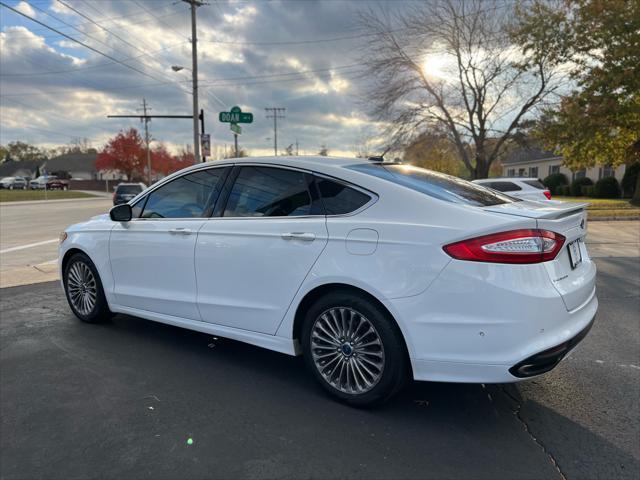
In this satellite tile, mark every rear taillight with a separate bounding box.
[543,190,552,200]
[443,229,565,264]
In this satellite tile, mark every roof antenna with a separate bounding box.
[368,144,397,163]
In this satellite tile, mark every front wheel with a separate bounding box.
[63,252,111,323]
[301,291,408,407]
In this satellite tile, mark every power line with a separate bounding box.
[132,0,188,39]
[54,0,189,87]
[0,2,174,86]
[0,42,190,77]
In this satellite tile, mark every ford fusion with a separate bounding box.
[59,156,597,406]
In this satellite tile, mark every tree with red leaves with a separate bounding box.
[151,144,195,176]
[96,128,146,181]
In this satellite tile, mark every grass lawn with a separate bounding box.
[0,190,97,203]
[554,196,640,218]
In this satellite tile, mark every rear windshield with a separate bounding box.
[523,179,546,190]
[116,185,142,194]
[348,164,518,207]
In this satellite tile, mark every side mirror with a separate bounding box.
[109,204,132,222]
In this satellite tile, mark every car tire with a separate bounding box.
[301,291,408,407]
[63,252,112,323]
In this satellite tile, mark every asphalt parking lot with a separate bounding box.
[1,255,638,480]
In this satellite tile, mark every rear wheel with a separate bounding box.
[301,291,407,407]
[63,252,111,323]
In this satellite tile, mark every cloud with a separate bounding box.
[14,1,35,17]
[0,0,386,158]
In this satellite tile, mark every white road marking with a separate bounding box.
[0,239,58,254]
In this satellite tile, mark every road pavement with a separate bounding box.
[0,198,112,287]
[0,257,638,480]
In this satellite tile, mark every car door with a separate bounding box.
[195,165,328,334]
[109,167,229,320]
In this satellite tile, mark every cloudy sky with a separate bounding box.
[0,0,408,158]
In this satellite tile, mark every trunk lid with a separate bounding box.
[484,200,596,312]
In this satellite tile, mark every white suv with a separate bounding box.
[472,178,551,201]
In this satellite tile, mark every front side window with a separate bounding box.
[224,166,311,217]
[139,168,225,219]
[349,163,518,206]
[316,178,371,215]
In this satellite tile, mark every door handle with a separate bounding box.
[281,232,316,242]
[169,228,193,235]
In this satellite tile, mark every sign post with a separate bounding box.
[219,106,253,158]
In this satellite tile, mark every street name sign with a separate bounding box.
[219,106,253,124]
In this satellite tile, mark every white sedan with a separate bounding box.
[59,156,596,406]
[472,177,552,201]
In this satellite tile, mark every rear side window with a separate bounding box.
[316,178,371,215]
[349,164,518,206]
[488,181,522,192]
[523,180,546,190]
[224,166,311,217]
[140,168,225,218]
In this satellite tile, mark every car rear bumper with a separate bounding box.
[388,259,598,383]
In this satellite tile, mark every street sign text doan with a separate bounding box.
[219,106,253,124]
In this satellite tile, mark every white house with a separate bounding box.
[502,147,626,183]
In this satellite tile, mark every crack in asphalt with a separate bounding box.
[498,386,568,480]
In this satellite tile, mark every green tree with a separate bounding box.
[513,0,640,169]
[404,132,465,177]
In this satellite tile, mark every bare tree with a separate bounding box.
[358,0,561,178]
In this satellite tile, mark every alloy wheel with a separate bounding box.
[67,262,98,316]
[311,307,385,395]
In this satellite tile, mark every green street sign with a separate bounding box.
[219,106,253,124]
[230,123,242,135]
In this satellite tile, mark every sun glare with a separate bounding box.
[422,53,450,81]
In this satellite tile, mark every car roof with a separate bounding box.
[172,155,379,178]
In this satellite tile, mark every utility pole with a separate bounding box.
[295,139,299,156]
[183,0,206,162]
[140,98,152,185]
[265,107,285,156]
[107,104,200,180]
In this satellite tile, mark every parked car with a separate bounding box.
[113,182,146,205]
[472,178,552,201]
[0,176,28,189]
[46,178,69,190]
[30,175,57,190]
[59,157,596,406]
